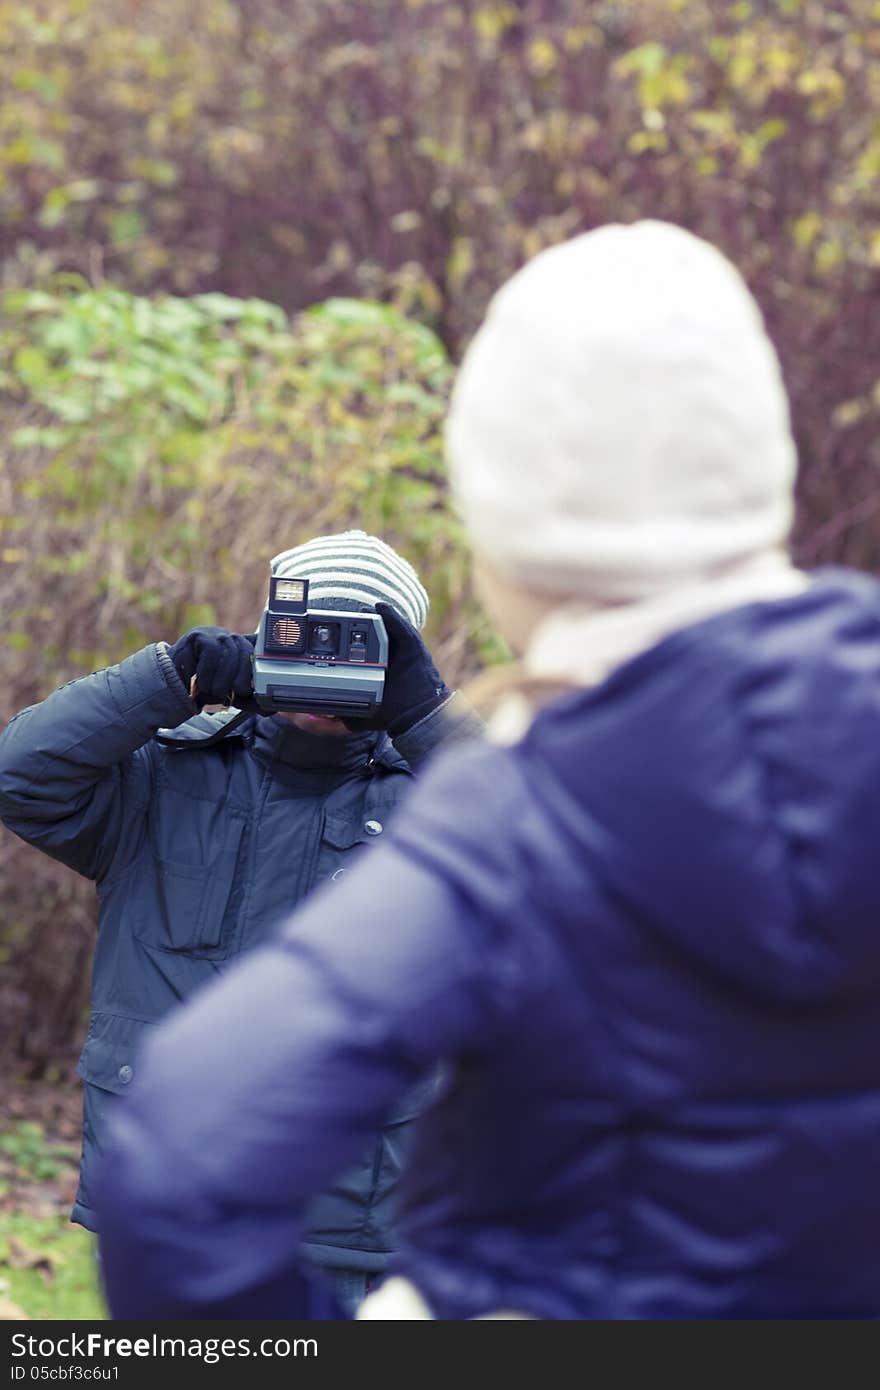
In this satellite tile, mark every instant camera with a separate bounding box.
[251,575,388,719]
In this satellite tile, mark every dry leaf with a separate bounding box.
[7,1235,61,1279]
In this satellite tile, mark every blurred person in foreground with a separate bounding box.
[96,220,880,1319]
[0,530,480,1319]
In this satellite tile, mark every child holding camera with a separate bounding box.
[0,529,481,1317]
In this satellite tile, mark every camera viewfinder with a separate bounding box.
[348,630,368,663]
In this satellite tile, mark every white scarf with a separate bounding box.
[488,550,809,744]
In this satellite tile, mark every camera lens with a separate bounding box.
[308,621,340,656]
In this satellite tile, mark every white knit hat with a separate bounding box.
[445,220,798,602]
[271,530,429,629]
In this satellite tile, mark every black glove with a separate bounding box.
[365,603,450,736]
[168,627,256,707]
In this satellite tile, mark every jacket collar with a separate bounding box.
[250,714,376,771]
[250,714,408,773]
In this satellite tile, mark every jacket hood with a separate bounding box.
[522,568,880,1001]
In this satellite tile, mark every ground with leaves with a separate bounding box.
[0,1068,105,1320]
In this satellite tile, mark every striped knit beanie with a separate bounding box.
[271,530,429,630]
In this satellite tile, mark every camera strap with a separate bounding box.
[154,706,253,750]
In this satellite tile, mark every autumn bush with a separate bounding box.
[2,0,879,565]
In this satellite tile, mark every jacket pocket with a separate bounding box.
[76,1012,150,1096]
[138,808,246,956]
[313,809,383,889]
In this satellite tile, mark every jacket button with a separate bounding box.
[118,1065,133,1085]
[364,819,383,836]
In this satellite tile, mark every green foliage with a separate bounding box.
[3,285,287,479]
[0,1122,76,1183]
[0,1212,105,1320]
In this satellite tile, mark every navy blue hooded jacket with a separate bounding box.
[0,639,479,1270]
[96,571,880,1318]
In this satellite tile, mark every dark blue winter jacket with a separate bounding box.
[0,640,479,1270]
[96,571,880,1318]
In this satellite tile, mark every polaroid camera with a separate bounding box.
[251,574,388,720]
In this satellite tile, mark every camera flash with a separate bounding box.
[276,579,306,603]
